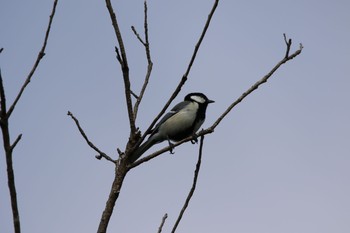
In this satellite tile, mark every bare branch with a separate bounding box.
[0,69,7,119]
[67,111,116,163]
[128,134,195,168]
[130,37,303,168]
[135,0,220,151]
[143,1,151,62]
[10,134,22,151]
[171,136,204,233]
[7,0,59,118]
[0,36,20,233]
[97,159,129,233]
[157,213,168,233]
[131,26,146,46]
[210,38,303,130]
[114,46,123,65]
[130,90,139,99]
[132,1,153,121]
[0,2,59,233]
[283,33,292,58]
[105,0,136,136]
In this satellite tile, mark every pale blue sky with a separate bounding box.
[1,0,350,233]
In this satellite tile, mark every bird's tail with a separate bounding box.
[128,137,157,163]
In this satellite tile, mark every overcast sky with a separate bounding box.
[1,0,350,233]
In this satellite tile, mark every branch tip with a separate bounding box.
[115,46,122,64]
[11,134,22,151]
[171,136,204,233]
[68,110,116,163]
[130,90,139,99]
[131,26,146,45]
[283,33,293,58]
[157,213,168,233]
[138,0,219,145]
[6,0,58,119]
[132,0,153,120]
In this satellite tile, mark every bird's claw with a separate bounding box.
[191,134,198,144]
[168,139,175,154]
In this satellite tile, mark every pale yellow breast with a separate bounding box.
[158,102,198,137]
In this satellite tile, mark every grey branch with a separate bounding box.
[132,1,153,121]
[105,0,136,136]
[7,0,58,118]
[130,36,303,168]
[67,111,116,163]
[171,136,204,233]
[10,134,22,151]
[157,213,168,233]
[0,1,58,233]
[210,37,303,130]
[135,0,220,152]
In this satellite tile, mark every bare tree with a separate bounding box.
[68,0,303,233]
[0,1,59,233]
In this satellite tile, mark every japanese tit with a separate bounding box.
[129,92,214,162]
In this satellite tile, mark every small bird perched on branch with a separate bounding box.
[129,92,214,162]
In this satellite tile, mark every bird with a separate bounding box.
[129,92,214,162]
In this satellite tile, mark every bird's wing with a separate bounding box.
[129,101,190,162]
[151,101,190,134]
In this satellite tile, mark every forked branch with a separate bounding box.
[67,111,116,163]
[135,0,220,150]
[132,1,153,120]
[171,136,205,233]
[0,1,58,233]
[7,0,58,118]
[94,2,221,233]
[105,0,136,137]
[130,36,303,168]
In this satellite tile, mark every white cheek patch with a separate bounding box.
[190,95,206,103]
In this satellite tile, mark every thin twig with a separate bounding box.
[105,0,136,137]
[171,136,205,233]
[10,134,22,151]
[67,111,116,163]
[283,33,292,58]
[130,90,139,99]
[210,40,303,130]
[131,26,146,46]
[7,0,58,118]
[157,213,168,233]
[0,2,59,233]
[143,1,151,62]
[132,1,153,121]
[130,37,303,169]
[0,69,6,119]
[128,134,197,169]
[0,40,22,233]
[115,46,123,65]
[135,0,220,151]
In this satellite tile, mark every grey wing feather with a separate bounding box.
[151,101,190,134]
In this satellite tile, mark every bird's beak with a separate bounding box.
[208,99,215,104]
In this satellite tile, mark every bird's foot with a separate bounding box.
[167,139,175,154]
[191,134,198,144]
